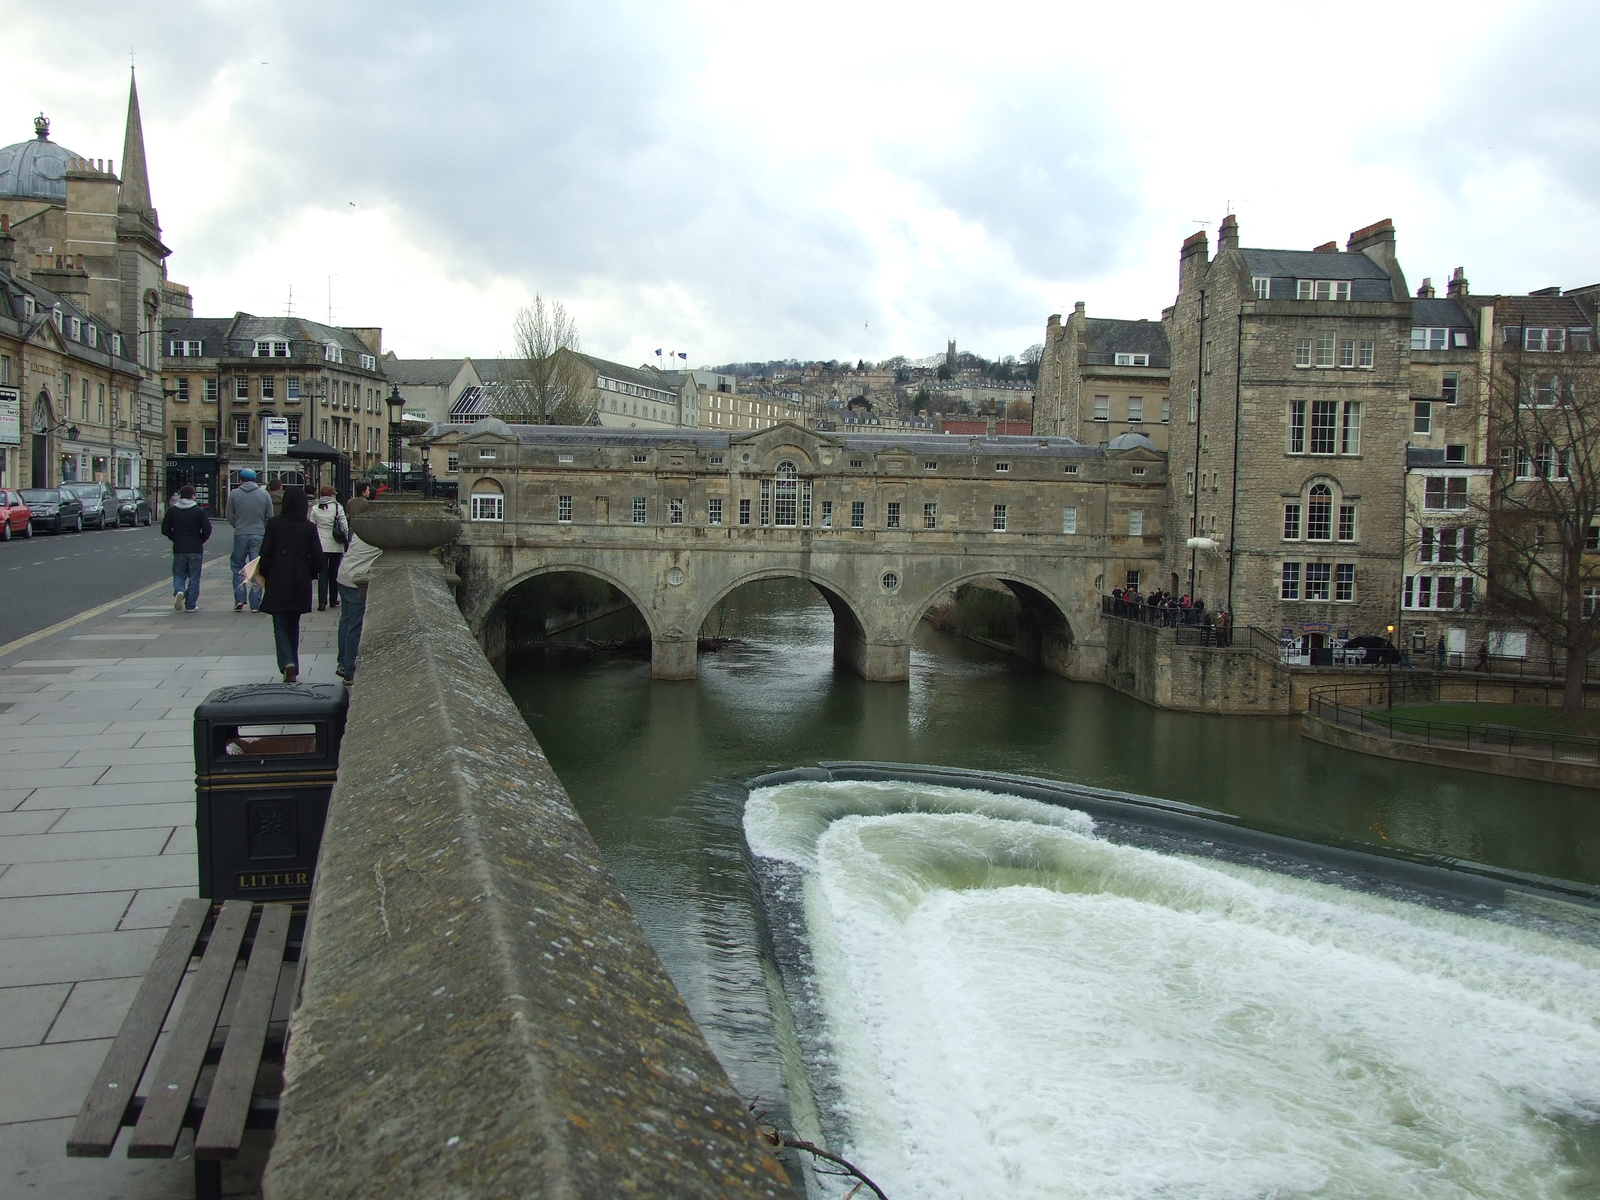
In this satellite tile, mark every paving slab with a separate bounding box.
[0,1117,269,1200]
[20,781,188,810]
[0,790,35,813]
[52,802,190,832]
[0,1038,115,1122]
[0,983,69,1049]
[0,926,166,988]
[0,891,134,937]
[119,887,192,931]
[0,828,172,865]
[0,853,198,898]
[46,975,146,1043]
[0,810,61,836]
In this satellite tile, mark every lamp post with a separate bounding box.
[385,385,405,491]
[1386,622,1396,710]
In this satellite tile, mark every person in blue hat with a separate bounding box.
[227,468,274,612]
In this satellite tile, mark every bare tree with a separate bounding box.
[492,295,596,425]
[1484,351,1600,712]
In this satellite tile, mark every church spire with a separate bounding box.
[119,67,153,215]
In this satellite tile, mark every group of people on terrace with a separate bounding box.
[1107,587,1233,646]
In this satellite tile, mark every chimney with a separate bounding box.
[1073,300,1085,316]
[1180,229,1209,289]
[1416,278,1435,299]
[1346,218,1407,299]
[1311,241,1338,253]
[1217,213,1239,254]
[1446,267,1468,298]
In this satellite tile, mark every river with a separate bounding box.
[504,578,1600,1197]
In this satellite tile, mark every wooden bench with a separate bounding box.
[67,898,302,1200]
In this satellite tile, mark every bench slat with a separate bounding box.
[127,900,252,1158]
[66,898,210,1157]
[195,903,292,1159]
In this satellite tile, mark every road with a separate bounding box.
[0,519,234,646]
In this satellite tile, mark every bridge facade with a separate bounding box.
[436,420,1167,682]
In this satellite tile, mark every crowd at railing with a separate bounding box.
[1306,678,1600,764]
[1100,591,1235,645]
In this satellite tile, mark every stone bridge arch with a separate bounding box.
[690,566,874,680]
[903,569,1079,677]
[470,560,662,673]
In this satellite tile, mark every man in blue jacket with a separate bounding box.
[161,485,213,612]
[226,469,274,612]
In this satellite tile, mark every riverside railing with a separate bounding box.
[1305,679,1600,765]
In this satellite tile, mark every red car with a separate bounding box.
[0,490,32,540]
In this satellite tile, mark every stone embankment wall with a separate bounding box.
[1101,617,1293,713]
[1301,715,1600,788]
[264,547,788,1199]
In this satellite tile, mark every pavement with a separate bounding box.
[0,551,342,1199]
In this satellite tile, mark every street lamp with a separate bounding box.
[385,384,405,489]
[1386,622,1396,710]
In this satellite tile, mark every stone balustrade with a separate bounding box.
[264,500,789,1198]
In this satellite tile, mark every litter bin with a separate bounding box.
[193,683,349,903]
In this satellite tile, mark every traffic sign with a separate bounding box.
[264,417,290,456]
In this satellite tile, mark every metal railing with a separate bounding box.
[1306,679,1600,764]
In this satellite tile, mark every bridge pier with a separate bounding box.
[651,635,699,680]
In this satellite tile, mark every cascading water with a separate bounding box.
[745,779,1600,1200]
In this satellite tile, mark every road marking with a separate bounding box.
[0,552,230,662]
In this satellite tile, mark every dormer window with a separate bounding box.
[1411,327,1450,351]
[52,305,63,331]
[112,333,123,356]
[359,353,376,371]
[1252,276,1271,299]
[69,317,81,340]
[1296,280,1351,301]
[253,338,289,358]
[1114,352,1150,367]
[85,325,97,348]
[169,339,204,357]
[323,342,343,363]
[22,296,35,319]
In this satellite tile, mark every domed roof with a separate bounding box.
[1106,431,1157,451]
[0,115,83,203]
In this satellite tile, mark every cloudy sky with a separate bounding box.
[7,1,1598,367]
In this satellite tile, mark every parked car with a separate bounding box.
[62,481,116,530]
[20,487,83,534]
[115,487,153,527]
[1342,635,1402,665]
[0,490,32,540]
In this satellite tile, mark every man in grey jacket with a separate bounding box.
[227,469,274,612]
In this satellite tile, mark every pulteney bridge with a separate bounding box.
[433,419,1167,682]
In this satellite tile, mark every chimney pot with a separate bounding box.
[1417,277,1435,299]
[1074,301,1086,315]
[1446,267,1468,298]
[1312,241,1338,254]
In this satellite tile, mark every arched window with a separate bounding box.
[1307,483,1332,540]
[470,479,504,522]
[773,460,798,526]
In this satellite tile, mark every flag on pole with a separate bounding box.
[678,352,687,361]
[655,349,662,358]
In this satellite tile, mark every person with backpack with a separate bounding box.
[309,485,348,610]
[160,484,212,612]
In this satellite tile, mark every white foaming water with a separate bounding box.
[745,781,1600,1200]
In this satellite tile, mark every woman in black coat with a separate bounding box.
[257,486,326,683]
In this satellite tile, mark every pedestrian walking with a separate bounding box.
[1475,641,1490,672]
[310,486,348,610]
[257,486,325,684]
[1436,635,1447,669]
[161,485,212,612]
[335,529,381,684]
[267,478,284,517]
[226,468,273,612]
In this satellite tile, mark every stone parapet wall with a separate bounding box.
[1301,713,1600,788]
[264,550,788,1199]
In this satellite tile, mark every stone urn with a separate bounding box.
[349,496,462,552]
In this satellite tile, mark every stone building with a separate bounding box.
[161,313,387,507]
[1035,302,1171,449]
[0,252,142,490]
[383,355,479,429]
[0,74,177,491]
[1400,272,1494,663]
[1164,215,1414,656]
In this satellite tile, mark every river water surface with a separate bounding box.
[504,579,1600,1197]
